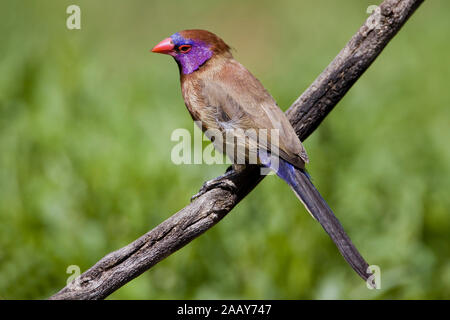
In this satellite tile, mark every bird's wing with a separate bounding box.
[200,59,308,168]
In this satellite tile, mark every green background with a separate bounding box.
[0,0,449,299]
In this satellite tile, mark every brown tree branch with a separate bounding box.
[50,0,424,300]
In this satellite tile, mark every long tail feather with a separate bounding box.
[261,154,372,282]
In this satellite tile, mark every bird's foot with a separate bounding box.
[191,168,238,202]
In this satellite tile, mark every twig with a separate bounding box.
[50,0,424,300]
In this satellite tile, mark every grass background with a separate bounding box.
[0,0,449,299]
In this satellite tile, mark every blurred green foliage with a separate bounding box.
[0,0,449,299]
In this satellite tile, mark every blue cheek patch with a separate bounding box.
[170,33,213,75]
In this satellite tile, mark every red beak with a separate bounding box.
[151,37,175,54]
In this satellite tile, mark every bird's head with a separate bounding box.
[151,29,231,75]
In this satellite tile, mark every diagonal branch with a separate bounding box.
[50,0,424,300]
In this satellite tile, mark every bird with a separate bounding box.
[151,29,373,284]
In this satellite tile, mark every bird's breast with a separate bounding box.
[181,78,220,132]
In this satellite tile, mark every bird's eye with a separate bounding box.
[178,45,192,53]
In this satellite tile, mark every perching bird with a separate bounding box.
[151,29,372,283]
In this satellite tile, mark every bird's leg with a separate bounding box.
[191,165,244,201]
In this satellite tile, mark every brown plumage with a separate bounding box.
[179,30,232,56]
[179,31,308,168]
[151,30,373,284]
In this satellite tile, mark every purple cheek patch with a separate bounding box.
[176,44,213,74]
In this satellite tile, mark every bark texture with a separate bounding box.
[50,0,424,300]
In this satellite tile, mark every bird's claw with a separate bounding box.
[190,172,237,202]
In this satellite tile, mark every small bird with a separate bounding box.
[152,30,372,283]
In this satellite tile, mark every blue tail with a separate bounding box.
[260,153,372,282]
